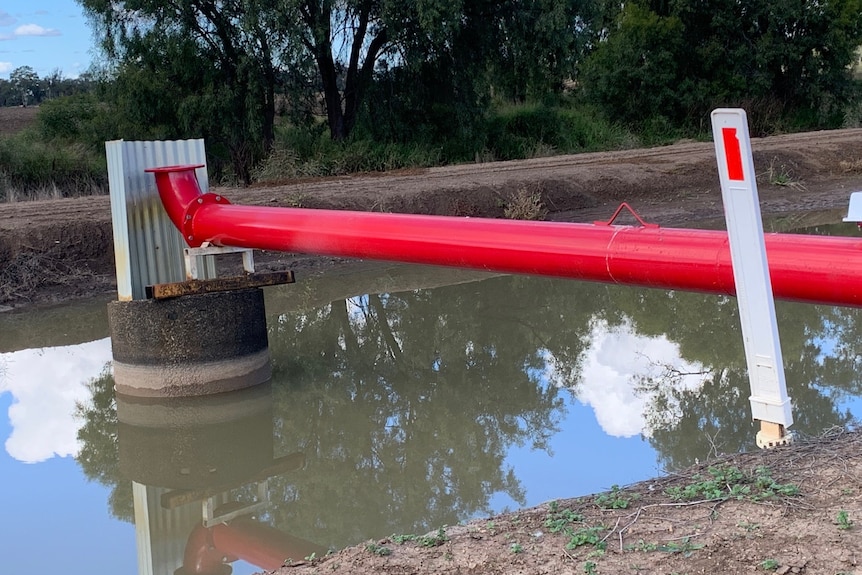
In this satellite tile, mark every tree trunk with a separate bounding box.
[342,29,388,139]
[310,39,344,141]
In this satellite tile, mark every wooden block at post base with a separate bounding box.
[756,420,794,449]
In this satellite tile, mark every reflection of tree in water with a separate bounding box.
[265,276,599,549]
[606,289,861,471]
[75,366,133,522]
[70,274,862,543]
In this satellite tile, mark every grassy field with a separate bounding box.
[0,106,39,137]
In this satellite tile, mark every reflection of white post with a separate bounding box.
[711,109,793,448]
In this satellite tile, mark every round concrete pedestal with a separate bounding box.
[108,289,270,397]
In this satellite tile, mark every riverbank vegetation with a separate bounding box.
[2,0,862,201]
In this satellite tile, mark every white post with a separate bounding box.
[711,109,793,448]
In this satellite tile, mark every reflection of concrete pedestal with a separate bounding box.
[108,288,270,397]
[117,383,275,489]
[117,385,317,575]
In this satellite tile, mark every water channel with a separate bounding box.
[2,222,862,574]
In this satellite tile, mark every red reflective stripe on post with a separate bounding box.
[722,128,745,181]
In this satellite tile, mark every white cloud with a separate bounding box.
[14,24,61,37]
[1,339,113,463]
[0,62,11,73]
[545,319,707,438]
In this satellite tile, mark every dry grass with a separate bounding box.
[0,178,107,203]
[503,186,548,220]
[0,106,39,137]
[839,158,862,173]
[762,156,807,191]
[0,244,97,303]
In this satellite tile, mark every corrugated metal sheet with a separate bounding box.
[107,140,215,301]
[134,483,233,575]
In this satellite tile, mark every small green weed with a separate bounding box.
[365,543,392,556]
[751,466,799,499]
[510,542,524,554]
[566,526,607,550]
[418,527,449,547]
[544,503,607,551]
[391,527,449,547]
[583,560,598,574]
[595,485,636,509]
[627,537,703,557]
[665,538,703,557]
[759,558,779,570]
[837,510,853,530]
[626,540,659,552]
[665,465,798,502]
[544,507,585,533]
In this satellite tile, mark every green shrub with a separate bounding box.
[0,130,107,201]
[485,103,632,160]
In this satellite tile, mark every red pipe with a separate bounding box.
[147,165,862,308]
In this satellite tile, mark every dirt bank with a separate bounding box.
[3,128,862,309]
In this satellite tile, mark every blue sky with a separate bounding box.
[0,2,97,80]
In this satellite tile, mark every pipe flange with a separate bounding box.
[182,193,231,246]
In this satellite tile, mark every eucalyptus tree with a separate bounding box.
[580,0,862,132]
[0,79,15,106]
[80,0,600,159]
[491,0,601,102]
[275,0,391,141]
[78,0,284,181]
[9,66,41,106]
[276,0,532,141]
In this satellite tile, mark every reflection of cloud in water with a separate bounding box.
[0,339,112,463]
[545,319,707,438]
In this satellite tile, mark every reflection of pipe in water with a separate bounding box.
[148,164,862,308]
[116,385,321,575]
[178,510,324,575]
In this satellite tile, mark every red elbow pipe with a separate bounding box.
[147,165,862,308]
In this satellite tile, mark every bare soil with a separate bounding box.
[4,128,862,574]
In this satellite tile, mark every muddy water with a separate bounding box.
[1,254,861,575]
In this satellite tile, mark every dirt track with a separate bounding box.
[3,128,862,308]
